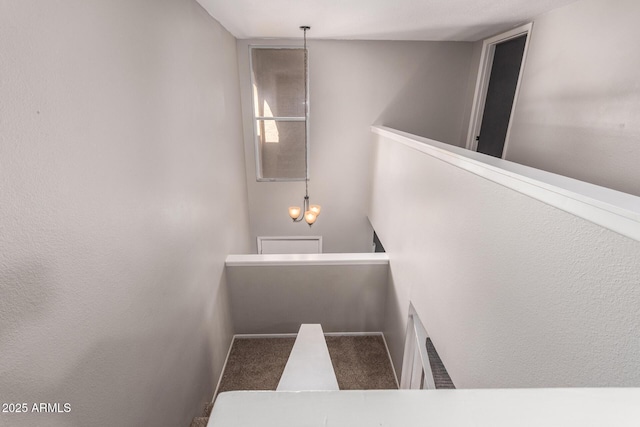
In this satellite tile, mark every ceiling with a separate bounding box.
[195,0,579,42]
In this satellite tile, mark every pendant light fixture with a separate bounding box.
[288,26,321,226]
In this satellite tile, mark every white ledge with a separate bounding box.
[209,389,640,427]
[225,253,390,267]
[372,125,640,242]
[276,324,339,391]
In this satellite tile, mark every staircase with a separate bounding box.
[188,324,337,427]
[189,402,213,427]
[187,324,396,426]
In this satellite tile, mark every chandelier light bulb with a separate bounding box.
[289,206,301,219]
[304,210,317,225]
[310,204,321,216]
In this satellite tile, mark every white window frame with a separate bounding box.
[249,45,310,182]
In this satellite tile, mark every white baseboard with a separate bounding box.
[380,333,399,388]
[324,331,383,337]
[234,333,298,339]
[212,335,236,401]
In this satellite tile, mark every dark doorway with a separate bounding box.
[373,231,385,253]
[476,34,527,158]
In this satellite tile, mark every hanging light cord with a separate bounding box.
[287,26,319,225]
[302,26,309,200]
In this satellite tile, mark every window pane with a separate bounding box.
[257,120,306,179]
[252,48,305,118]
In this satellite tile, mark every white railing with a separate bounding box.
[400,304,435,390]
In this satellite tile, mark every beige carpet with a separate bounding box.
[216,334,397,395]
[216,337,296,393]
[193,335,397,427]
[325,335,397,390]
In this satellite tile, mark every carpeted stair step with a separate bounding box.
[187,401,214,427]
[217,335,396,394]
[203,402,213,417]
[189,416,209,427]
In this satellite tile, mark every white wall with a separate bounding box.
[506,0,640,197]
[369,130,640,388]
[226,256,389,334]
[237,39,474,253]
[211,389,640,427]
[0,1,250,426]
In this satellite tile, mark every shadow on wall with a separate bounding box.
[354,23,518,44]
[2,308,218,427]
[508,121,640,198]
[2,328,208,427]
[382,267,406,379]
[0,270,233,427]
[0,261,56,344]
[375,44,472,147]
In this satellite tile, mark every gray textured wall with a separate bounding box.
[370,130,640,388]
[0,1,251,426]
[507,0,640,196]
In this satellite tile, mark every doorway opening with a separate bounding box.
[466,23,532,158]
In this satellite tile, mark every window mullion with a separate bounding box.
[255,117,305,121]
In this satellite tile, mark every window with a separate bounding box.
[250,47,307,181]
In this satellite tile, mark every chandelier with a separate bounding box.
[288,26,321,226]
